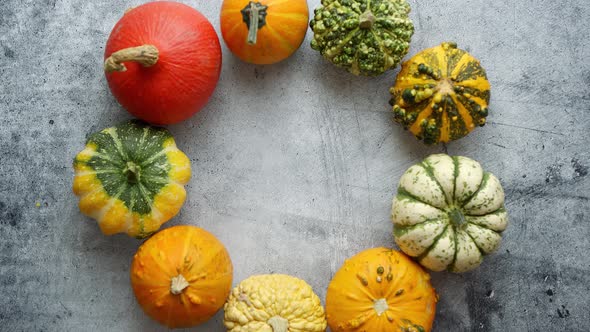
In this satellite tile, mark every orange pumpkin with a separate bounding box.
[130,225,233,328]
[220,0,309,64]
[326,248,437,332]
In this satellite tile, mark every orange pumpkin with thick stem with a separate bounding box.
[326,248,437,332]
[130,225,233,328]
[220,0,309,64]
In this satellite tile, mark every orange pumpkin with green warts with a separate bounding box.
[130,225,233,328]
[326,248,437,332]
[389,42,491,145]
[220,0,309,64]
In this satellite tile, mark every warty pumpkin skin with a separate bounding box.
[389,42,491,144]
[392,154,508,273]
[224,274,327,332]
[131,225,233,328]
[72,120,190,238]
[326,248,437,332]
[310,0,414,76]
[220,0,309,65]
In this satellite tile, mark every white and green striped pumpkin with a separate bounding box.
[392,154,508,273]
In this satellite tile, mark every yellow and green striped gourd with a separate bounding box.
[73,121,191,238]
[390,42,491,144]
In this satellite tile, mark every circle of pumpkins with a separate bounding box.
[73,1,508,331]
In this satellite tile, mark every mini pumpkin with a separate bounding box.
[326,248,437,332]
[73,120,190,238]
[220,0,309,64]
[310,0,414,76]
[224,274,327,331]
[389,42,491,144]
[104,1,222,124]
[131,225,233,328]
[392,154,508,273]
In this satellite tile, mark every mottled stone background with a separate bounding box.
[1,0,589,331]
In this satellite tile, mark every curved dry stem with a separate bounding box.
[104,45,159,73]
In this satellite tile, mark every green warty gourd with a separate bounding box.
[310,0,414,76]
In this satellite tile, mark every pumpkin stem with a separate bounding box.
[170,274,190,295]
[359,10,376,29]
[104,45,159,73]
[241,1,268,45]
[436,78,455,95]
[448,208,466,227]
[267,316,289,332]
[373,298,389,316]
[123,161,141,184]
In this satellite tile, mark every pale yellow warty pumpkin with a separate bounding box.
[224,274,327,332]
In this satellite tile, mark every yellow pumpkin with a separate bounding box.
[72,121,191,238]
[389,42,491,144]
[224,274,327,331]
[131,225,233,328]
[326,248,437,332]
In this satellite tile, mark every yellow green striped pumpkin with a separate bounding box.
[392,154,508,273]
[73,121,191,238]
[389,42,491,144]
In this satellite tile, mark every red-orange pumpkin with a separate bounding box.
[220,0,309,64]
[104,1,222,125]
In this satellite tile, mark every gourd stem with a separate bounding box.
[267,316,289,332]
[436,78,455,95]
[448,208,466,226]
[373,298,389,316]
[104,45,159,73]
[247,5,260,44]
[124,161,141,184]
[359,10,376,29]
[243,2,268,45]
[170,274,190,295]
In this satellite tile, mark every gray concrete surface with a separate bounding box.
[1,0,589,331]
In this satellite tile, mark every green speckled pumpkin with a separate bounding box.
[73,120,191,238]
[389,42,491,144]
[310,0,414,76]
[392,154,508,273]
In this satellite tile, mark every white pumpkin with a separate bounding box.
[392,154,508,273]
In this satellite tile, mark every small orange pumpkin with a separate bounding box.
[130,225,233,328]
[326,248,437,332]
[220,0,309,64]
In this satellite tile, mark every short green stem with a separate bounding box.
[242,2,268,45]
[124,161,141,184]
[448,208,466,227]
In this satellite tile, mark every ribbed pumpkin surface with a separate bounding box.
[72,121,190,238]
[131,225,233,328]
[392,154,508,273]
[220,0,309,65]
[390,42,491,144]
[326,248,437,331]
